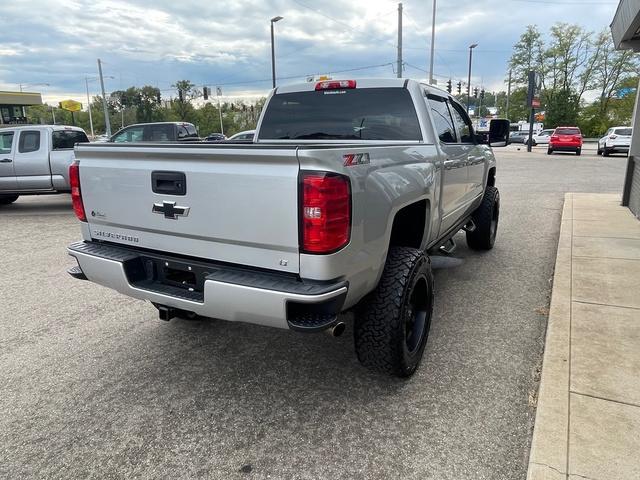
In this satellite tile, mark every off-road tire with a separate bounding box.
[0,195,19,205]
[466,186,500,250]
[354,247,434,377]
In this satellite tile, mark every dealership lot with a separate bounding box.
[0,146,627,479]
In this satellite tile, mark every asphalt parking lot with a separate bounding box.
[0,144,628,480]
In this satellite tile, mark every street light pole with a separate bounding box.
[428,0,436,85]
[97,58,111,137]
[85,77,95,138]
[270,16,283,89]
[467,43,478,114]
[397,3,403,79]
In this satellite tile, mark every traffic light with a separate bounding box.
[203,86,209,100]
[156,92,161,104]
[178,89,184,102]
[473,87,478,98]
[480,89,485,100]
[456,81,461,95]
[446,80,452,93]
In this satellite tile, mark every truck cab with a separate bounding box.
[0,125,88,204]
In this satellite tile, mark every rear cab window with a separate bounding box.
[18,130,41,153]
[53,130,89,149]
[259,87,422,141]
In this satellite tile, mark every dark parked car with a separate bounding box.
[109,122,200,143]
[508,131,529,144]
[205,133,226,141]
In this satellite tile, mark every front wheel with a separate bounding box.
[466,186,500,250]
[0,194,19,205]
[354,247,434,377]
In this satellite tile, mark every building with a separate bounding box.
[611,0,640,217]
[0,91,43,125]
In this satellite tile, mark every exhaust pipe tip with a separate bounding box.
[327,321,346,337]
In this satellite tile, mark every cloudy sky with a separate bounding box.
[0,0,621,104]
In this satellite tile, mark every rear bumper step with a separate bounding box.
[67,241,348,330]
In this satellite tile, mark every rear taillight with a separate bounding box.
[315,80,356,91]
[69,162,86,222]
[301,172,351,254]
[551,135,559,141]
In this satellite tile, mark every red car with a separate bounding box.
[548,127,583,155]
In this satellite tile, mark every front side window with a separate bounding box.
[448,101,475,143]
[0,132,14,154]
[112,126,144,143]
[427,96,456,143]
[260,88,423,141]
[19,131,41,153]
[52,130,89,149]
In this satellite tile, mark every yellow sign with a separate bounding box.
[59,99,82,112]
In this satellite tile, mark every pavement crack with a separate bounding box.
[530,461,566,476]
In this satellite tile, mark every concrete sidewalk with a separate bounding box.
[527,193,640,480]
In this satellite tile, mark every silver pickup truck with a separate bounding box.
[67,78,508,377]
[0,125,89,205]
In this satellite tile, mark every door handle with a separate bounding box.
[0,158,12,163]
[443,159,456,167]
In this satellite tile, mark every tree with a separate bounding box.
[172,80,199,121]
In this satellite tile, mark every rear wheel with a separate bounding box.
[576,148,581,156]
[0,194,19,205]
[597,147,602,155]
[354,247,434,377]
[603,148,610,157]
[466,186,500,250]
[547,147,553,155]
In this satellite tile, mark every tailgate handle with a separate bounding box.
[152,171,186,196]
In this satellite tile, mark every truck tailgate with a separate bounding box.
[75,144,300,273]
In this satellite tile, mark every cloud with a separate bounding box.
[0,0,621,103]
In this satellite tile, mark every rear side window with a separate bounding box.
[145,124,174,141]
[19,131,41,153]
[555,128,580,135]
[0,132,14,154]
[615,128,632,136]
[52,130,89,149]
[427,96,456,143]
[260,88,422,141]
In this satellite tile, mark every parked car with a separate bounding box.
[508,131,529,144]
[67,78,509,377]
[110,122,200,143]
[548,127,583,155]
[204,133,226,141]
[525,129,554,146]
[228,129,255,141]
[597,126,632,156]
[0,125,89,205]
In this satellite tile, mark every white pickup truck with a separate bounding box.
[0,125,89,205]
[67,78,509,377]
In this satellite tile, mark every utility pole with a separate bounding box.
[270,16,283,89]
[526,70,536,153]
[428,0,436,85]
[84,77,94,137]
[217,87,224,135]
[506,69,512,120]
[97,59,111,137]
[397,3,403,79]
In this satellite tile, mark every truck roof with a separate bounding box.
[275,77,452,98]
[0,124,85,132]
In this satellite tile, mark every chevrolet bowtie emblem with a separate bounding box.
[152,201,190,220]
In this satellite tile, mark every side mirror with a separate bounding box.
[489,119,510,147]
